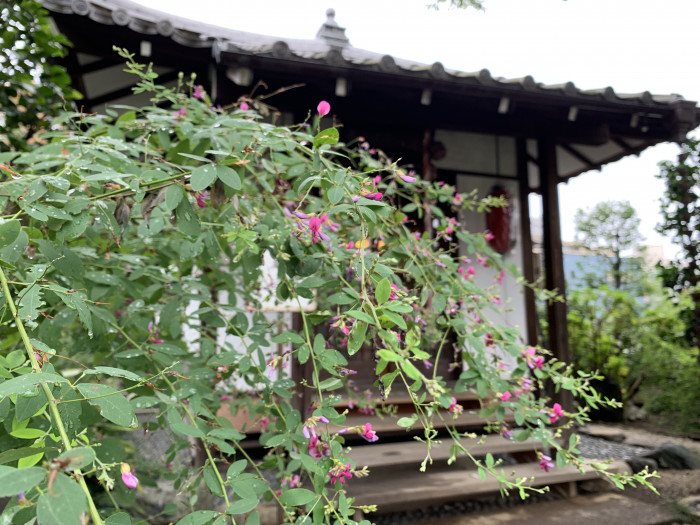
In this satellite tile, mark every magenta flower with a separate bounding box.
[522,347,544,369]
[364,192,383,201]
[317,100,331,116]
[195,191,208,208]
[496,270,505,285]
[360,423,378,442]
[397,170,416,183]
[548,402,565,424]
[308,216,330,244]
[447,397,463,415]
[193,85,204,100]
[539,454,554,472]
[121,463,139,490]
[484,230,495,241]
[498,391,512,402]
[308,435,330,458]
[328,462,353,485]
[240,102,249,110]
[500,424,513,440]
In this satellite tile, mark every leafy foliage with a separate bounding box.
[0,0,81,152]
[0,49,656,524]
[656,138,700,353]
[573,200,643,290]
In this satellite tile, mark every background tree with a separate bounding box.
[656,138,700,355]
[574,200,643,290]
[0,0,80,152]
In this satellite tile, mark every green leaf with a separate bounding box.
[217,165,241,190]
[327,292,356,305]
[279,488,316,507]
[204,465,224,497]
[397,416,417,428]
[10,427,45,439]
[105,512,132,525]
[175,198,201,237]
[432,293,447,314]
[271,332,306,345]
[76,383,138,428]
[0,466,46,497]
[0,220,20,250]
[348,321,367,356]
[164,185,184,210]
[167,408,204,438]
[226,497,259,515]
[0,446,54,465]
[190,164,217,191]
[175,510,220,525]
[377,349,401,363]
[375,278,392,305]
[17,285,44,329]
[345,309,375,325]
[327,186,343,204]
[37,473,87,525]
[84,366,143,383]
[56,446,96,471]
[313,128,339,148]
[245,511,260,525]
[0,373,67,397]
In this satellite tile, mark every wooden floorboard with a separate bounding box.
[334,409,514,435]
[348,435,545,469]
[347,460,630,512]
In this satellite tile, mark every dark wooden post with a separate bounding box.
[538,139,573,412]
[516,139,538,346]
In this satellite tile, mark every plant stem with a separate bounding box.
[0,266,104,525]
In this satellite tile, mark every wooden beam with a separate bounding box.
[538,139,573,412]
[560,143,601,171]
[517,139,538,347]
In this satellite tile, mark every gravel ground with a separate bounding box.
[578,433,651,460]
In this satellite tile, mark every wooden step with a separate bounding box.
[333,389,480,410]
[347,460,630,513]
[348,434,545,469]
[334,409,514,436]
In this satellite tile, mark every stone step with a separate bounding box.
[349,434,545,469]
[347,460,630,513]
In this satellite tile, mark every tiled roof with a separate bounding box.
[42,0,694,111]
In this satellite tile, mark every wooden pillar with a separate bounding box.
[516,139,538,346]
[538,139,573,412]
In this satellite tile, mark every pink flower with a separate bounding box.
[308,216,330,244]
[539,454,554,472]
[173,106,186,120]
[219,395,231,402]
[501,424,513,440]
[548,403,565,424]
[195,191,208,208]
[360,422,378,442]
[496,270,505,285]
[193,85,204,100]
[484,230,495,241]
[397,170,416,183]
[328,462,352,485]
[240,102,249,110]
[448,397,463,415]
[308,435,330,458]
[364,192,383,201]
[317,100,330,116]
[388,283,399,301]
[121,463,139,490]
[522,347,544,369]
[498,391,512,402]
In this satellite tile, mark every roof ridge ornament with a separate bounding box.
[316,8,350,49]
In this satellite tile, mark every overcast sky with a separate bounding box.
[134,0,700,256]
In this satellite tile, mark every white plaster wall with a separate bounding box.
[456,175,528,345]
